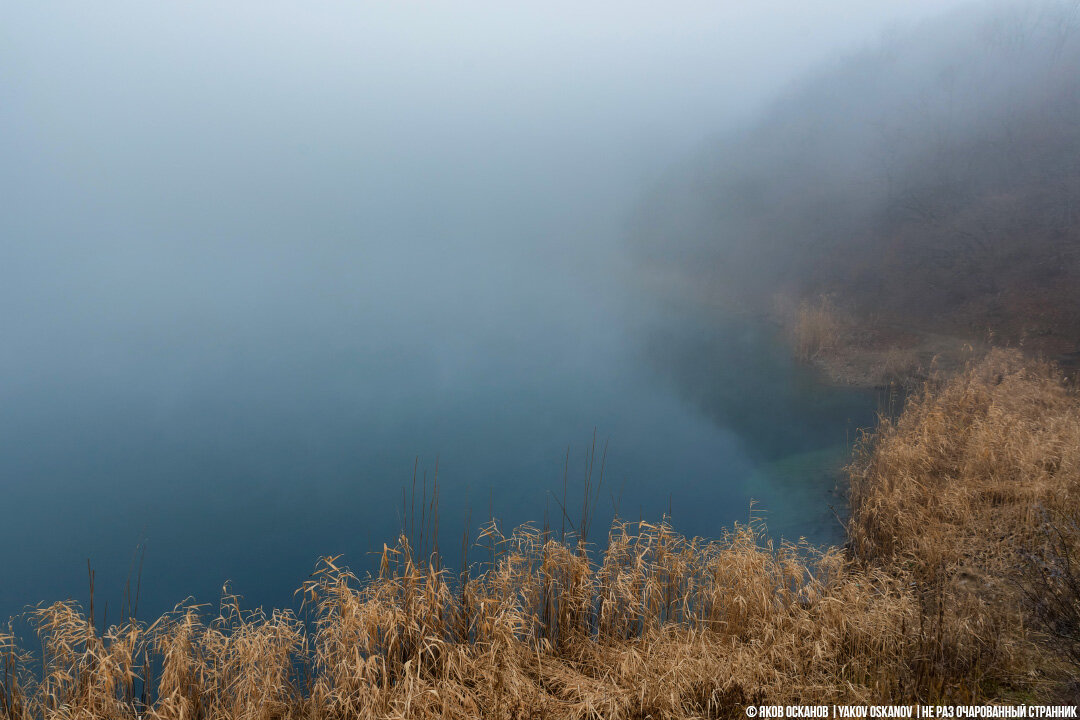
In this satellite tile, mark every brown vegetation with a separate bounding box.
[630,2,1080,362]
[848,349,1080,695]
[789,296,843,363]
[3,351,1079,718]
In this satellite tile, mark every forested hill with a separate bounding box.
[630,0,1080,358]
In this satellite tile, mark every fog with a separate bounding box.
[1,1,966,618]
[630,0,1080,347]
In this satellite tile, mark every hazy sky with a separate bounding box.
[1,0,968,349]
[3,2,967,169]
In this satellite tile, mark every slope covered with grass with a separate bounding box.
[631,1,1080,360]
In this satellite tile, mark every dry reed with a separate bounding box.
[791,296,843,362]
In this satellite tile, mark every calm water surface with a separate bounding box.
[0,265,877,623]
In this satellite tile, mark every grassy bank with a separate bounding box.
[777,294,986,389]
[3,350,1078,718]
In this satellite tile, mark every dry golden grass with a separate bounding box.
[849,350,1080,569]
[848,348,1080,698]
[5,524,924,719]
[3,349,1077,718]
[791,296,843,362]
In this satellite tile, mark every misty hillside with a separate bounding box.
[631,0,1080,357]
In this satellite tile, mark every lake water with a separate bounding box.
[0,250,878,623]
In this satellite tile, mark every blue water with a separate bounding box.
[0,271,877,624]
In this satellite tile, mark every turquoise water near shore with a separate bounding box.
[0,290,876,623]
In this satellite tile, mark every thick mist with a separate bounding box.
[631,0,1080,355]
[1,1,959,620]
